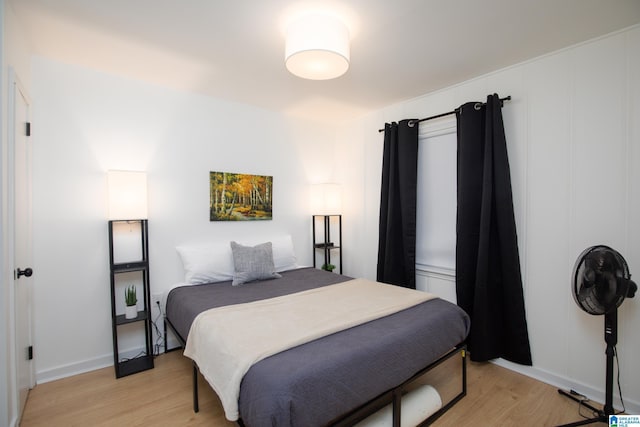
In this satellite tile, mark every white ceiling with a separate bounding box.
[9,0,640,122]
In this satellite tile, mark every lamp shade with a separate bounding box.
[310,183,342,215]
[107,170,148,220]
[285,13,350,80]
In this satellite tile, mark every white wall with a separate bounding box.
[337,25,640,413]
[30,56,336,382]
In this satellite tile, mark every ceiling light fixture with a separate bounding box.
[285,13,350,80]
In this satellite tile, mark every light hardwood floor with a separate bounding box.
[20,351,602,426]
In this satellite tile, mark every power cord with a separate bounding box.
[573,344,626,420]
[120,350,147,362]
[568,390,597,420]
[614,345,626,414]
[151,300,165,356]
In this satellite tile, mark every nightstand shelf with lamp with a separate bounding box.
[310,183,343,275]
[107,170,154,378]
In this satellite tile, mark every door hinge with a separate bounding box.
[28,346,33,360]
[26,122,31,137]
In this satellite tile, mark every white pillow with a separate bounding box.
[271,235,299,272]
[176,242,234,284]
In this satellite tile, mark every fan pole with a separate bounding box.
[556,308,617,426]
[603,308,617,417]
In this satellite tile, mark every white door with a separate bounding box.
[12,73,34,419]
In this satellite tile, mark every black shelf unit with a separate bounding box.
[312,214,342,274]
[108,219,154,378]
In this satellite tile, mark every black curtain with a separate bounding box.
[456,94,532,365]
[377,120,419,289]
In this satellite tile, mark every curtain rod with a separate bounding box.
[377,96,511,133]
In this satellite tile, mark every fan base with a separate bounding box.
[556,389,610,426]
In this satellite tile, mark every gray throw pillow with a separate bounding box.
[230,241,282,286]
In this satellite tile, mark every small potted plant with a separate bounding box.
[321,263,336,273]
[124,285,138,319]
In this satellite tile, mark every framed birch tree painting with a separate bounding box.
[209,171,273,221]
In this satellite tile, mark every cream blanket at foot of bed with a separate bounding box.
[183,278,436,421]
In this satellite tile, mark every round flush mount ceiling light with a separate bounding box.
[285,13,350,80]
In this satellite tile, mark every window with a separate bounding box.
[415,118,457,274]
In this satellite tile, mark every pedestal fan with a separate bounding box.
[558,245,636,427]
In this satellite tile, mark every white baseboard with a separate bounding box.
[34,335,184,385]
[35,347,152,384]
[492,359,640,414]
[36,353,113,384]
[36,314,175,384]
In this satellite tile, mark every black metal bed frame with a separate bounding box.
[164,316,467,427]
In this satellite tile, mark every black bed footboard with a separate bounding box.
[329,344,467,427]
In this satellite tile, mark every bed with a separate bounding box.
[164,238,470,427]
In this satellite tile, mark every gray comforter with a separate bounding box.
[166,267,470,427]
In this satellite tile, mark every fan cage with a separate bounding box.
[572,245,630,315]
